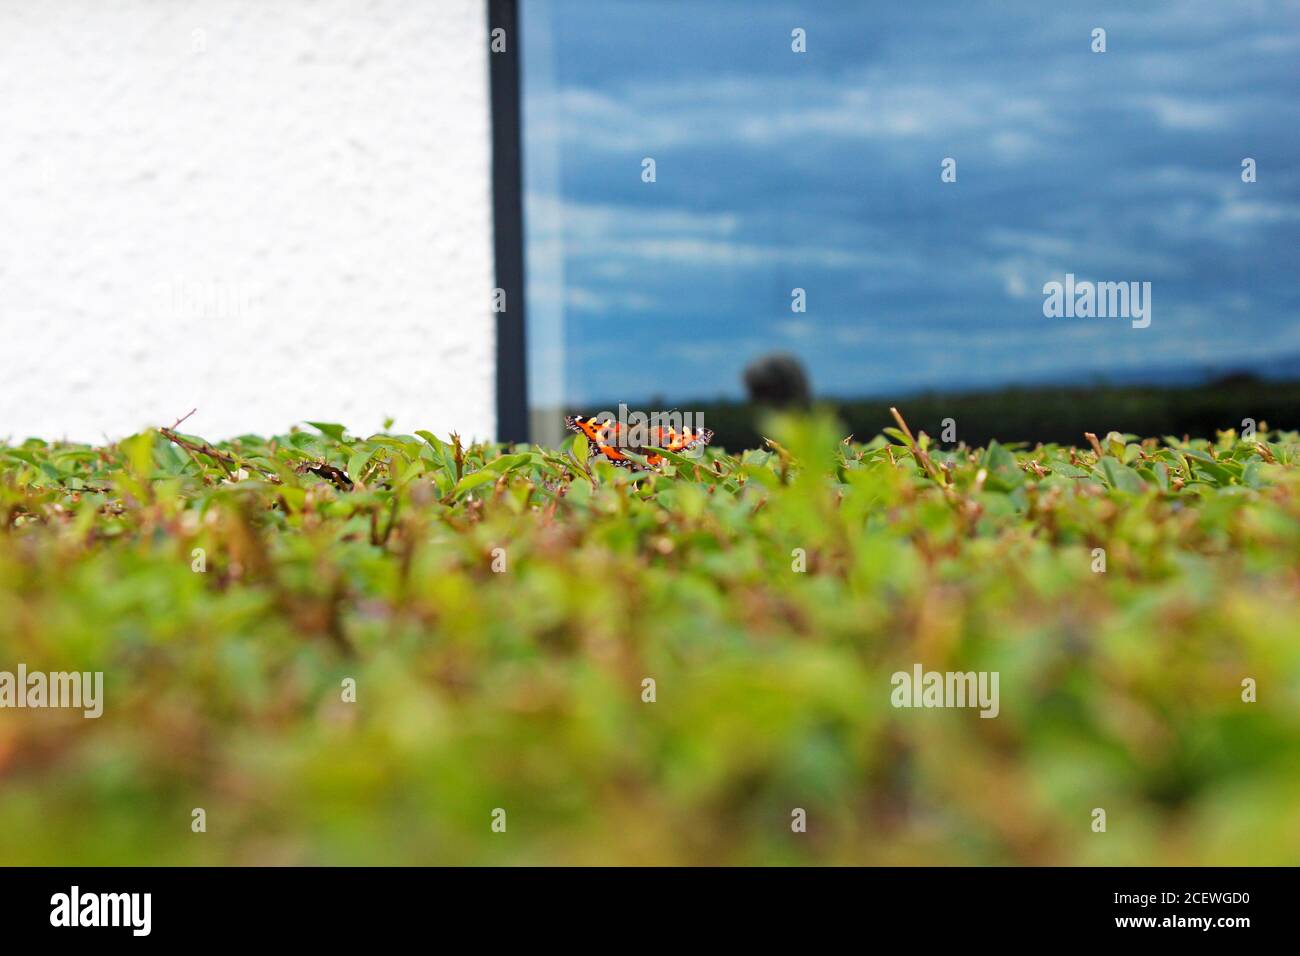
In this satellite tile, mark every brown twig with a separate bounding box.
[158,426,281,484]
[889,407,945,485]
[159,426,236,478]
[162,411,210,482]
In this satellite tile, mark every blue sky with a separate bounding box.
[521,0,1300,406]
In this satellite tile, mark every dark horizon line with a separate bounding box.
[572,368,1300,412]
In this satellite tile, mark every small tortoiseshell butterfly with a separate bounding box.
[565,415,714,469]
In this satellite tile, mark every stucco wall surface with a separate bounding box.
[0,0,496,441]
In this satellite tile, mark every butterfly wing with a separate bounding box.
[566,415,632,465]
[565,416,712,469]
[666,428,714,452]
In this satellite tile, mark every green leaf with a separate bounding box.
[646,447,719,482]
[1049,461,1091,478]
[348,449,375,485]
[415,430,444,452]
[305,422,347,442]
[982,441,1017,474]
[485,452,534,475]
[452,469,499,497]
[1153,460,1170,492]
[1099,457,1145,494]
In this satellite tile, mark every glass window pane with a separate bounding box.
[522,1,1300,446]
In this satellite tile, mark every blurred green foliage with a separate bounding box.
[678,378,1300,450]
[1,414,1298,864]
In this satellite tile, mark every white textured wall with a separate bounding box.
[0,0,496,442]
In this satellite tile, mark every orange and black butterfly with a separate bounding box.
[565,415,714,469]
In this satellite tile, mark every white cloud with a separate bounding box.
[535,75,1059,156]
[1130,94,1230,130]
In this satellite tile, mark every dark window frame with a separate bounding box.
[488,0,529,444]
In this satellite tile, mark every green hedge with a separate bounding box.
[1,414,1297,864]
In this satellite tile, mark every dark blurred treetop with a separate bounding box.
[744,352,811,410]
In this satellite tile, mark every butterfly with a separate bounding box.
[565,415,714,469]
